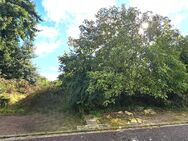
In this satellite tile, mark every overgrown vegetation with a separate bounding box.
[0,0,188,129]
[16,81,64,113]
[0,77,63,114]
[59,5,188,112]
[0,77,40,94]
[0,0,188,136]
[0,77,41,109]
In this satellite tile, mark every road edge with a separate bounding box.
[1,121,188,140]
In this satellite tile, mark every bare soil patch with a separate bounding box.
[0,113,83,135]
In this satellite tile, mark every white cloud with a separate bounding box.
[67,24,81,38]
[35,40,61,55]
[42,0,115,22]
[49,66,59,72]
[129,0,188,28]
[130,0,187,15]
[36,25,59,39]
[42,0,116,37]
[41,72,58,81]
[34,25,62,56]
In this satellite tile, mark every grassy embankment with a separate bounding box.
[0,78,188,136]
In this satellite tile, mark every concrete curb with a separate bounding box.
[1,121,188,140]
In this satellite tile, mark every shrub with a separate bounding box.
[0,95,9,108]
[59,5,188,111]
[0,77,40,95]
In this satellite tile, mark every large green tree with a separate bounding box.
[59,6,188,111]
[0,0,41,82]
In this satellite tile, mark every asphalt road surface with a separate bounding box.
[4,124,188,141]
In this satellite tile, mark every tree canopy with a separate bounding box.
[0,0,41,82]
[59,5,188,111]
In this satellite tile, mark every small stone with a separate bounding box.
[135,118,142,123]
[98,124,110,129]
[144,109,156,115]
[125,111,133,116]
[117,111,123,114]
[86,118,98,125]
[106,114,111,119]
[86,124,99,129]
[130,118,137,123]
[77,125,85,130]
[111,118,123,125]
[182,114,186,116]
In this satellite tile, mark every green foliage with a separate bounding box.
[0,0,42,82]
[180,36,188,71]
[0,77,40,95]
[87,71,124,107]
[0,95,9,107]
[35,76,51,87]
[59,5,188,111]
[0,77,64,114]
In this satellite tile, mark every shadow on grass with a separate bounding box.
[0,86,70,114]
[17,87,66,113]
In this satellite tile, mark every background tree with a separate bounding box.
[180,36,188,69]
[59,5,188,111]
[0,0,41,82]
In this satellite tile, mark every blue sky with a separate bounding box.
[33,0,188,80]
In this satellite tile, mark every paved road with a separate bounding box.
[4,124,188,141]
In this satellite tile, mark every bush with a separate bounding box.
[0,77,40,95]
[0,95,9,108]
[59,5,188,111]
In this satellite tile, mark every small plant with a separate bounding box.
[0,95,10,108]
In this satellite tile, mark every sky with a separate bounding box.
[33,0,188,81]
